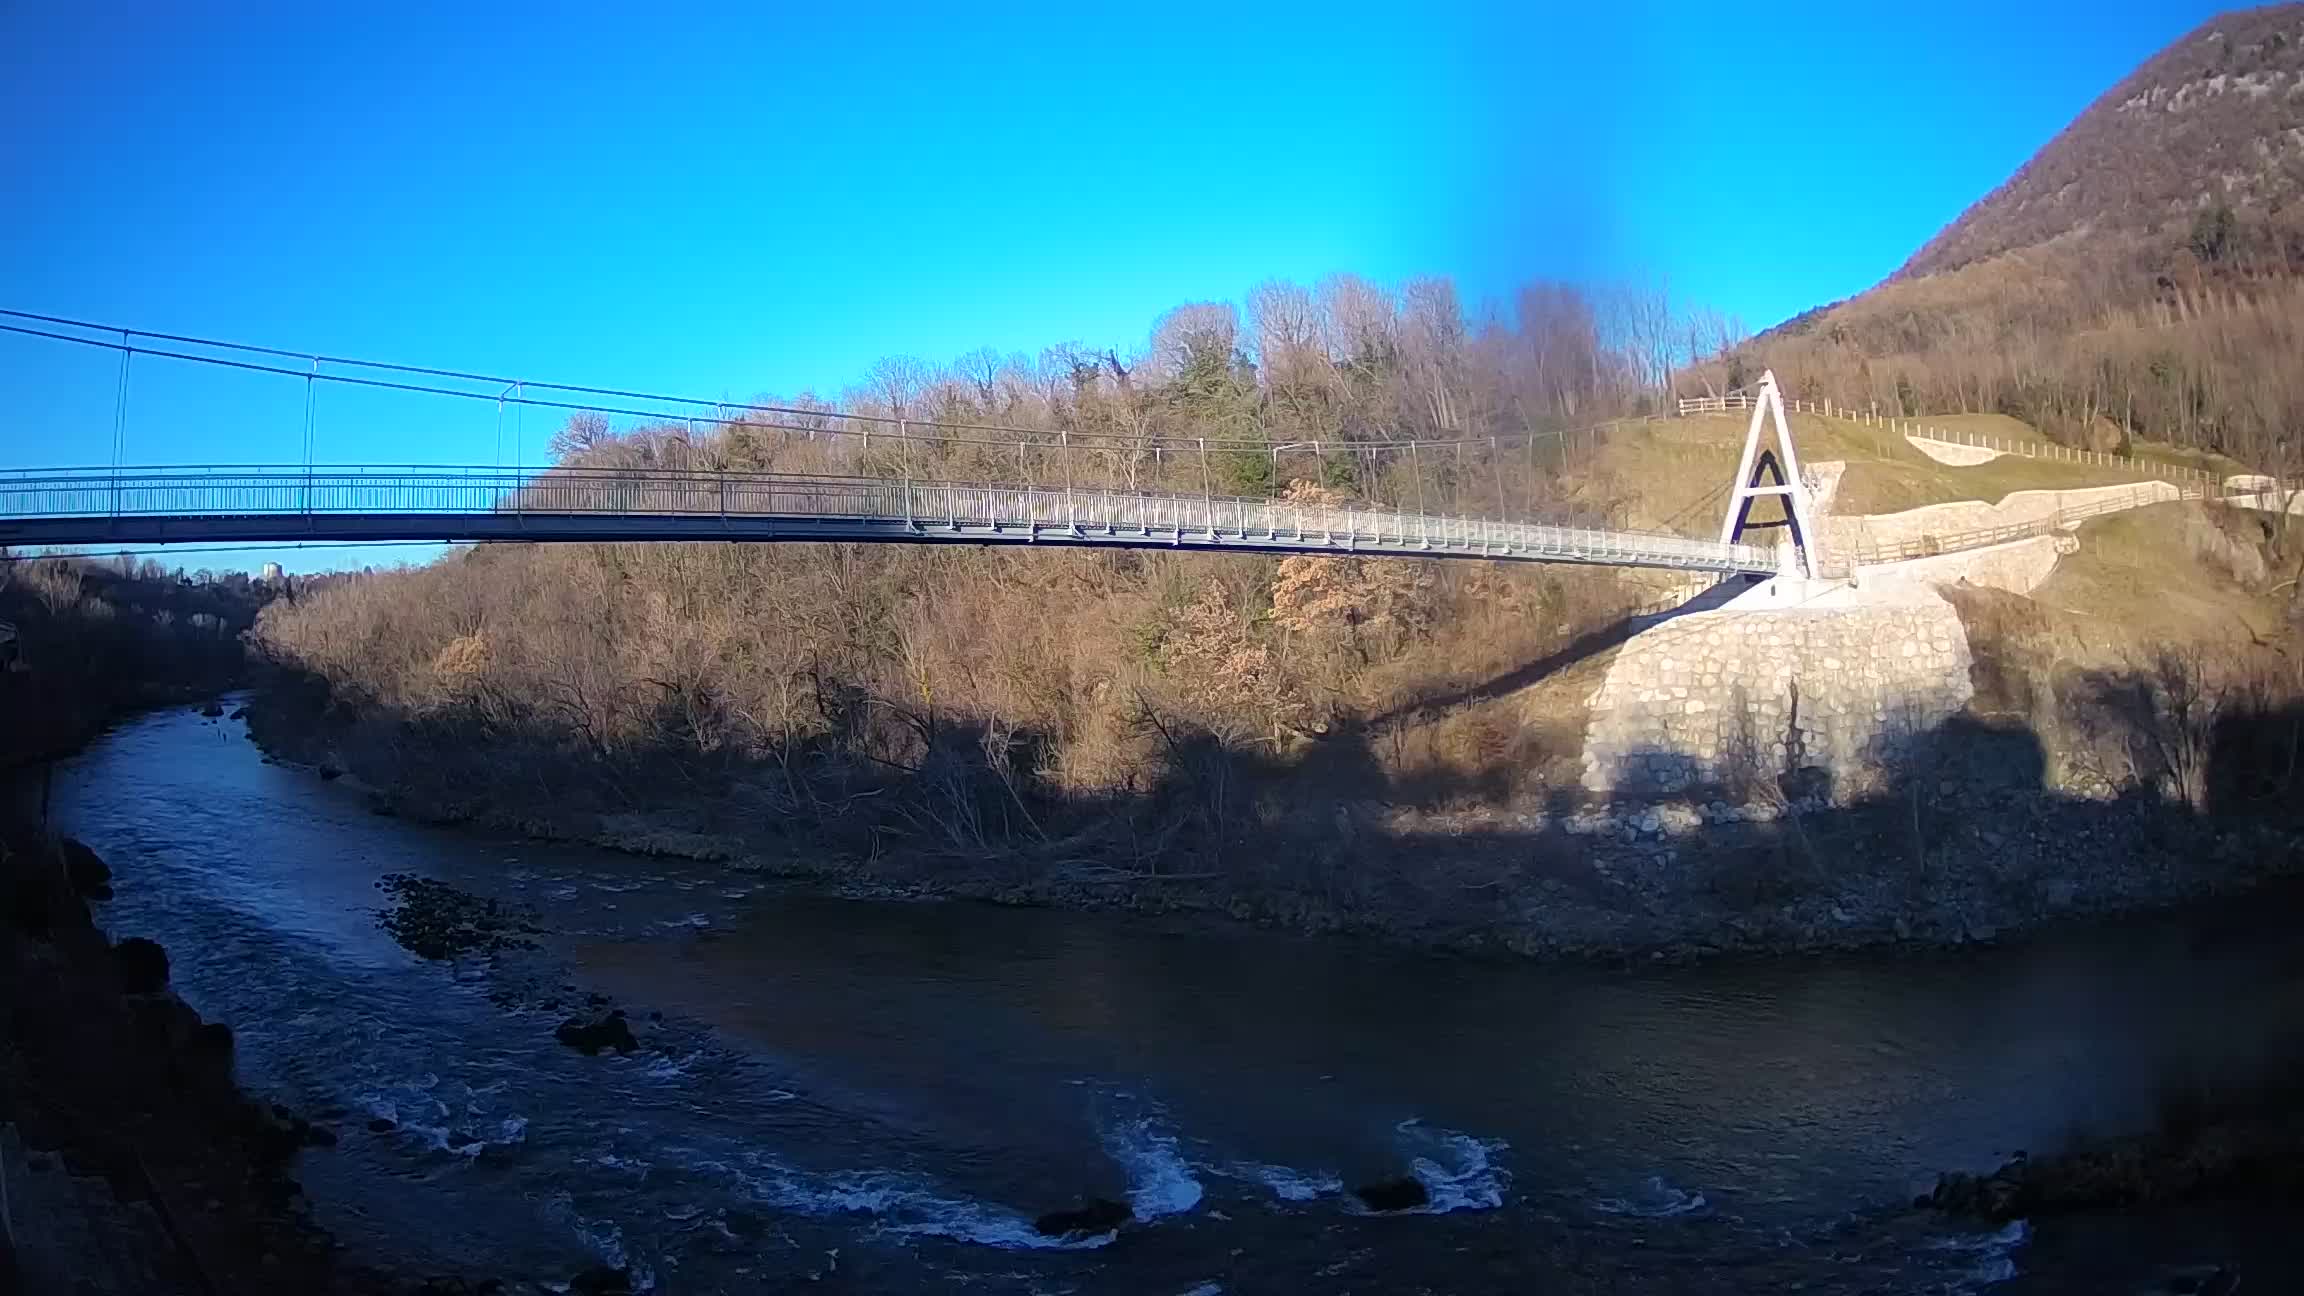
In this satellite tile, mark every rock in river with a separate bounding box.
[554,1010,639,1056]
[570,1264,633,1294]
[1034,1196,1132,1238]
[374,873,540,960]
[1352,1176,1431,1212]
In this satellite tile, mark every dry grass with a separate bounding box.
[2031,503,2288,651]
[1945,500,2298,798]
[2126,438,2254,481]
[1588,411,2165,530]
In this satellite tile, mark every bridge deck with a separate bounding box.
[0,467,1779,575]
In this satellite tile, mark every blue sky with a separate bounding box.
[0,0,2235,567]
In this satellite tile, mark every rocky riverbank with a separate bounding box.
[1,819,366,1292]
[0,814,548,1293]
[244,685,2304,963]
[1920,1054,2304,1293]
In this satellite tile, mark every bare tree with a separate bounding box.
[1149,302,1242,381]
[548,411,613,463]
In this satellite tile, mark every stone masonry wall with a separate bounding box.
[1580,599,1974,800]
[1853,534,2072,601]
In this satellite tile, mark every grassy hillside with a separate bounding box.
[2031,502,2290,647]
[1576,411,2170,535]
[1944,498,2298,806]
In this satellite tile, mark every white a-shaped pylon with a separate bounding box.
[1717,369,1820,578]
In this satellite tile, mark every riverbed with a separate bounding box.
[45,700,2304,1292]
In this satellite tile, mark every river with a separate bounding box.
[43,700,2304,1292]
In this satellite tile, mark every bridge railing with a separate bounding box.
[0,465,1780,573]
[1814,482,2202,576]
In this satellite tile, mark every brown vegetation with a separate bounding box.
[1714,257,2304,473]
[251,526,1643,866]
[249,275,1716,883]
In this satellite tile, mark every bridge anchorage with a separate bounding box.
[0,310,1805,579]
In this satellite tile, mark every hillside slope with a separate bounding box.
[1901,5,2304,280]
[1573,411,2160,537]
[1714,6,2304,470]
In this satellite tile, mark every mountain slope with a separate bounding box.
[1899,4,2304,279]
[1714,7,2304,467]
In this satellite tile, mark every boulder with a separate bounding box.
[317,764,344,781]
[1033,1196,1132,1238]
[1352,1176,1431,1213]
[58,837,112,899]
[126,992,203,1049]
[248,1106,310,1168]
[570,1266,633,1295]
[555,1010,639,1056]
[199,702,225,717]
[1927,1165,2024,1220]
[114,936,170,993]
[180,1021,236,1086]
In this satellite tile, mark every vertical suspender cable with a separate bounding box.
[303,357,317,517]
[110,331,131,519]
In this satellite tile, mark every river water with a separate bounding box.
[44,702,2304,1292]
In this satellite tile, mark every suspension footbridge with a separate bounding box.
[0,466,1778,573]
[0,312,1791,576]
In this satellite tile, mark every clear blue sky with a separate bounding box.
[0,0,2236,567]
